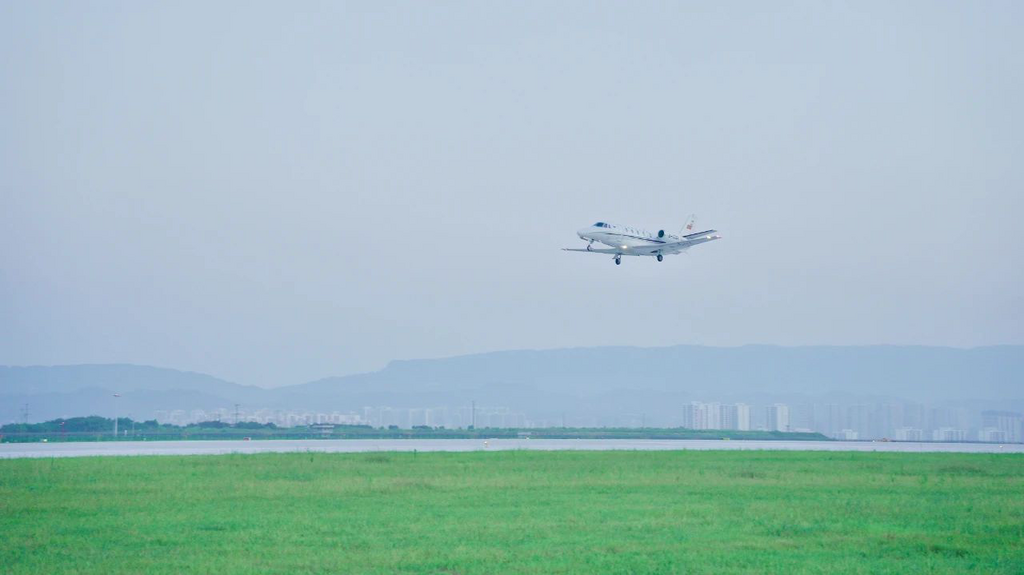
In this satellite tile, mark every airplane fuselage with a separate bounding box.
[577,222,680,250]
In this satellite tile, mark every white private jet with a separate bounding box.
[564,216,721,265]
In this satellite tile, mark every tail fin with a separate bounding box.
[681,214,696,234]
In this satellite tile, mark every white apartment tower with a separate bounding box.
[720,403,751,431]
[735,403,750,431]
[766,403,790,432]
[684,402,751,431]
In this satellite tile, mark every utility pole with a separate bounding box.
[234,404,241,426]
[112,393,121,438]
[21,404,29,425]
[471,401,476,429]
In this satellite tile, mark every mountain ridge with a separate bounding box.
[291,344,1023,399]
[2,345,1022,423]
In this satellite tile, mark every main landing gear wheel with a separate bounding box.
[657,254,663,262]
[614,255,622,265]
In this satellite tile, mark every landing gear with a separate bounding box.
[614,255,621,266]
[656,254,663,262]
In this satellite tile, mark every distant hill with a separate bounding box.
[0,365,262,423]
[3,346,1022,423]
[0,364,260,396]
[289,345,1023,402]
[271,345,1024,424]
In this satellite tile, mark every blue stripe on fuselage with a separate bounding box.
[600,232,666,244]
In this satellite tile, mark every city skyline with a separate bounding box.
[4,346,1023,442]
[138,400,1023,444]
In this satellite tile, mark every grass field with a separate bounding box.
[1,450,1022,574]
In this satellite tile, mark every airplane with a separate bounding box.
[564,216,721,265]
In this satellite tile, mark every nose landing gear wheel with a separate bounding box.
[657,254,663,262]
[614,255,621,265]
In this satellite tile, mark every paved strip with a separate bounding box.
[1,438,1022,458]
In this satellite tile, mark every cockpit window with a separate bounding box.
[593,222,607,227]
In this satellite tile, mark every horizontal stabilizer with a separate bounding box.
[684,229,718,239]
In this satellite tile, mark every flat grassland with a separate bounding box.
[1,450,1022,574]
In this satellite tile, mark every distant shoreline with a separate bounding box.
[0,424,828,444]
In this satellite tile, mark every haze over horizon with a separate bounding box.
[3,2,1022,387]
[4,345,1023,429]
[8,342,1018,389]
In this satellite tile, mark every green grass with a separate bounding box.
[1,451,1022,574]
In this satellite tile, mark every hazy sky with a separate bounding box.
[2,1,1021,386]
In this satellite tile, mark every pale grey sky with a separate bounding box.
[2,1,1021,386]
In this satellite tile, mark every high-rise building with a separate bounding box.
[813,404,843,437]
[981,411,1022,443]
[875,404,903,439]
[735,403,750,431]
[932,427,967,442]
[845,405,871,438]
[902,403,927,430]
[893,427,924,441]
[682,402,734,430]
[705,402,721,429]
[766,404,790,432]
[719,403,751,431]
[838,429,859,440]
[790,404,815,434]
[928,407,969,433]
[979,428,1008,442]
[682,402,709,429]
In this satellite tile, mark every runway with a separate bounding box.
[1,438,1022,458]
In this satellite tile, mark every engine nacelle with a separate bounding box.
[657,229,665,238]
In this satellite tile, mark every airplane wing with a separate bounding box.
[563,245,672,256]
[562,247,624,254]
[683,229,719,240]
